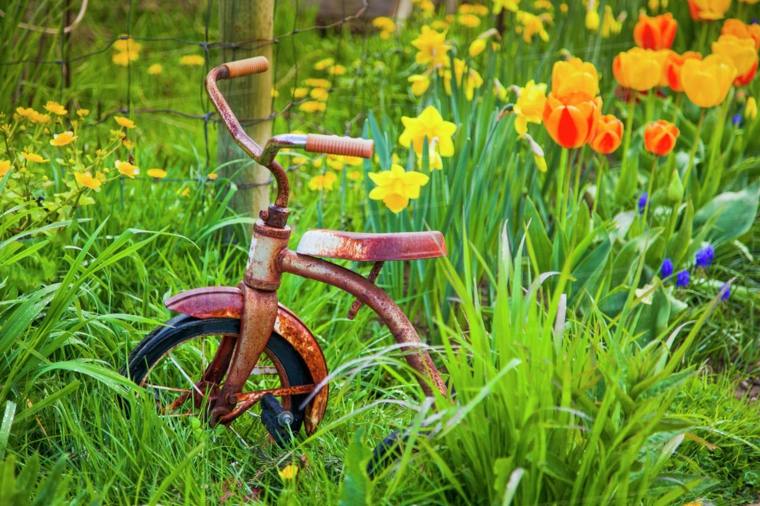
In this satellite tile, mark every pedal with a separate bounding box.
[260,394,296,447]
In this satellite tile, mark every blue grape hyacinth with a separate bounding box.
[720,283,731,301]
[695,244,715,268]
[660,258,674,278]
[676,269,690,288]
[638,192,648,214]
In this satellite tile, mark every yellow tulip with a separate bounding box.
[712,35,758,86]
[681,54,737,108]
[551,57,599,100]
[613,48,663,91]
[745,96,757,119]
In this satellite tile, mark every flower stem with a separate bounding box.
[555,147,569,228]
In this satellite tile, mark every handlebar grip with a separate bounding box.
[223,56,270,78]
[305,134,374,159]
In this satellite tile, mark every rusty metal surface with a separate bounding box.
[296,229,447,262]
[279,250,447,397]
[218,384,315,425]
[163,286,330,432]
[244,220,291,291]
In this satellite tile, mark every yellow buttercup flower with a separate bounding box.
[514,80,547,136]
[408,74,431,96]
[308,171,337,191]
[458,14,481,28]
[368,164,430,213]
[147,168,167,179]
[328,65,346,76]
[304,78,331,88]
[0,160,11,177]
[116,160,139,178]
[399,105,457,158]
[148,63,163,75]
[114,115,136,129]
[551,57,599,100]
[208,172,218,180]
[16,107,50,124]
[112,51,136,66]
[746,96,758,119]
[372,17,396,39]
[347,170,362,181]
[113,37,141,54]
[76,108,90,118]
[310,87,330,101]
[299,101,327,113]
[313,58,335,71]
[50,131,77,147]
[412,25,452,69]
[75,171,102,191]
[278,464,299,480]
[45,101,67,116]
[180,55,205,66]
[292,87,309,99]
[443,58,484,100]
[22,151,48,163]
[681,54,737,108]
[493,0,520,14]
[469,38,487,57]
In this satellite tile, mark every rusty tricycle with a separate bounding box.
[125,56,447,456]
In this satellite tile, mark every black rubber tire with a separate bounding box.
[125,314,313,434]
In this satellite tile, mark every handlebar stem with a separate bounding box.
[259,134,307,166]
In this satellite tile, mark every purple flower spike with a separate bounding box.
[638,192,648,214]
[676,269,690,288]
[720,283,731,301]
[695,245,715,269]
[660,258,674,278]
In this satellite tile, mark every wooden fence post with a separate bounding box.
[217,0,274,218]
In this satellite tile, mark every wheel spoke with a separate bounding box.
[168,352,205,397]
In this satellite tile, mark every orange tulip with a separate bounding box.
[543,94,601,149]
[664,51,703,91]
[634,13,677,50]
[590,114,623,154]
[613,48,663,91]
[644,120,679,156]
[712,34,759,86]
[687,0,731,21]
[721,19,760,51]
[550,57,600,101]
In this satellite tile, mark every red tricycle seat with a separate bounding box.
[296,229,446,262]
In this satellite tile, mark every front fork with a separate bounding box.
[211,219,291,424]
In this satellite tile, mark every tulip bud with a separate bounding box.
[746,97,758,120]
[667,169,684,201]
[644,120,679,156]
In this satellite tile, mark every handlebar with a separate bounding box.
[205,55,374,221]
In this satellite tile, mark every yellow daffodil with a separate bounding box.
[534,0,553,10]
[147,168,167,179]
[417,0,435,16]
[551,57,599,100]
[0,160,11,177]
[76,108,90,117]
[412,25,452,69]
[208,172,218,180]
[308,171,337,191]
[408,74,431,96]
[493,0,520,14]
[75,171,102,191]
[148,63,163,75]
[278,464,299,480]
[458,14,481,28]
[585,8,600,31]
[515,11,549,44]
[514,80,547,136]
[459,3,489,15]
[493,79,509,101]
[469,38,487,57]
[443,58,484,100]
[22,151,48,163]
[600,6,623,38]
[299,101,327,113]
[304,78,331,88]
[368,164,430,213]
[313,58,335,71]
[310,87,330,101]
[293,87,309,99]
[114,115,136,129]
[45,101,67,116]
[116,160,139,178]
[681,54,737,108]
[746,96,758,119]
[399,105,457,158]
[50,131,77,147]
[418,143,444,170]
[180,54,205,66]
[372,17,396,39]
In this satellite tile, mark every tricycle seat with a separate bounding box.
[295,229,446,262]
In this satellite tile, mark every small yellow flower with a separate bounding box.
[278,464,299,480]
[494,79,509,101]
[515,11,549,44]
[147,63,163,75]
[179,54,205,66]
[408,74,431,96]
[327,65,346,76]
[122,139,135,150]
[534,154,547,172]
[271,89,279,98]
[369,164,430,213]
[50,131,77,147]
[116,160,139,178]
[310,87,330,101]
[308,171,337,191]
[75,171,102,191]
[112,51,139,66]
[746,96,758,120]
[399,105,457,158]
[469,38,487,57]
[313,58,335,71]
[299,101,327,113]
[114,115,136,129]
[113,37,142,54]
[147,168,167,179]
[178,186,190,197]
[22,151,48,163]
[412,25,452,69]
[493,0,520,14]
[514,80,547,137]
[0,160,11,177]
[442,58,484,101]
[458,14,481,28]
[347,170,362,181]
[292,87,309,99]
[559,3,568,13]
[585,9,600,31]
[76,108,90,118]
[372,17,396,39]
[326,155,345,170]
[304,78,331,88]
[44,101,67,116]
[207,172,218,180]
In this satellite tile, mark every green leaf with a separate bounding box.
[694,183,760,245]
[339,429,372,506]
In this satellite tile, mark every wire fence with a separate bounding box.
[0,0,374,187]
